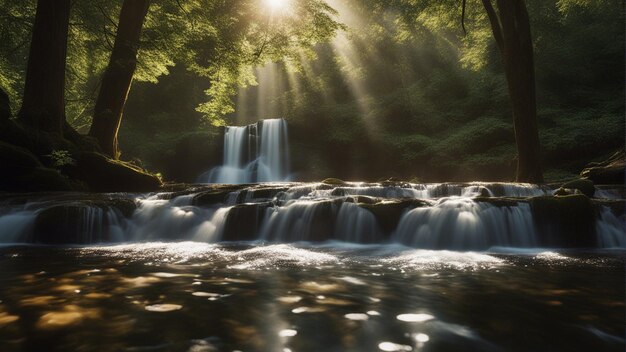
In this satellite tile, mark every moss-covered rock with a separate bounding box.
[529,194,596,247]
[561,178,595,197]
[322,178,347,185]
[193,185,248,206]
[359,199,430,234]
[580,150,625,185]
[66,152,162,192]
[0,141,42,169]
[22,167,77,191]
[0,142,77,191]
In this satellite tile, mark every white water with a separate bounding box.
[393,198,537,249]
[0,182,623,249]
[199,119,290,184]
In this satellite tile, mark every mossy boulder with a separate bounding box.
[561,179,595,198]
[0,141,42,170]
[322,178,347,185]
[529,194,596,247]
[359,199,430,234]
[66,152,162,192]
[580,150,625,185]
[22,167,78,191]
[0,142,77,191]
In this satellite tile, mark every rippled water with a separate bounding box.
[0,243,623,351]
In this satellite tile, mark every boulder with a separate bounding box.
[561,179,596,198]
[322,178,347,185]
[66,151,162,192]
[222,202,272,241]
[529,194,596,247]
[359,199,430,234]
[580,150,625,185]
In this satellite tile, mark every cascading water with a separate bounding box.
[0,182,623,249]
[198,118,290,184]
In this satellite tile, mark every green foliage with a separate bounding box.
[0,0,620,181]
[49,150,76,168]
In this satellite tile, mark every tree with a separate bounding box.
[89,0,151,158]
[87,0,341,159]
[17,0,71,134]
[480,0,543,183]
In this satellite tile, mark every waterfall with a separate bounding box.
[0,182,623,249]
[199,119,290,184]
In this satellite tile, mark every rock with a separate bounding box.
[22,167,77,192]
[0,142,76,191]
[553,187,573,196]
[66,152,162,192]
[345,195,379,205]
[32,205,103,244]
[561,179,596,198]
[222,202,272,241]
[360,199,430,234]
[245,186,290,200]
[472,197,521,207]
[0,141,42,170]
[31,199,137,244]
[580,150,625,185]
[322,178,347,185]
[193,185,247,206]
[529,195,596,247]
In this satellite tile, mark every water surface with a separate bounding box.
[0,243,623,351]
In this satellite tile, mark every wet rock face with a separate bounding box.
[529,195,597,248]
[222,202,272,241]
[561,179,596,198]
[580,150,625,185]
[0,182,622,248]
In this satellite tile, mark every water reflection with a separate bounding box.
[0,243,623,351]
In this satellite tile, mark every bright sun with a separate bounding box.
[264,0,288,11]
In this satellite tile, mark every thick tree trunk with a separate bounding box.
[482,0,543,183]
[89,0,150,158]
[18,0,71,134]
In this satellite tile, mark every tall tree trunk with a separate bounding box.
[482,0,543,183]
[18,0,71,134]
[89,0,150,158]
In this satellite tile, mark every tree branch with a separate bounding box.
[481,0,504,53]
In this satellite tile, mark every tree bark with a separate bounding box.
[89,0,151,158]
[18,0,71,134]
[482,0,543,183]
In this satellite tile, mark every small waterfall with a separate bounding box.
[393,198,537,250]
[199,119,290,184]
[0,182,623,249]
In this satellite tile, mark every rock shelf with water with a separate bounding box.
[0,181,623,249]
